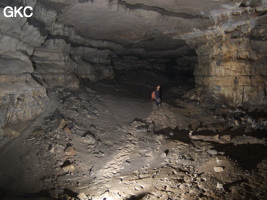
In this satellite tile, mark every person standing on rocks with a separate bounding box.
[154,85,161,110]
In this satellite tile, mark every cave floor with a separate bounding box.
[0,76,267,200]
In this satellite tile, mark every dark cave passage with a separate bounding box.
[111,57,197,104]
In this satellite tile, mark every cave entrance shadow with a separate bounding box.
[126,192,148,200]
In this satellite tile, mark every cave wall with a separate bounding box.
[190,6,267,107]
[0,0,113,143]
[0,6,47,133]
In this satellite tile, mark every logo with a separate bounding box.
[3,6,33,18]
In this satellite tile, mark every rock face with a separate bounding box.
[70,46,114,81]
[0,74,46,125]
[33,38,80,88]
[186,3,267,107]
[0,6,43,123]
[0,4,47,131]
[193,31,267,107]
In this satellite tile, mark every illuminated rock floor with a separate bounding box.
[0,80,266,200]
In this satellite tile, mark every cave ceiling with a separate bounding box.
[55,0,240,56]
[0,0,254,59]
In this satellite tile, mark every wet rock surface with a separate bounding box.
[0,77,266,200]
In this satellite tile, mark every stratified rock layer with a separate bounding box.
[187,5,267,107]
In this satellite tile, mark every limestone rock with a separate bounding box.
[216,182,224,189]
[33,3,57,28]
[57,119,68,131]
[207,149,218,155]
[63,126,72,134]
[214,166,224,172]
[0,8,45,47]
[0,128,3,140]
[193,33,267,107]
[78,193,88,200]
[160,152,167,158]
[0,3,49,135]
[0,52,34,75]
[0,74,47,127]
[49,145,55,154]
[32,126,43,136]
[62,164,75,172]
[80,134,96,145]
[33,39,80,88]
[234,120,240,127]
[64,146,77,157]
[219,135,231,143]
[232,135,267,145]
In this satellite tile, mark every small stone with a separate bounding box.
[218,116,226,122]
[259,118,267,126]
[57,160,64,166]
[240,117,246,124]
[246,117,253,124]
[65,146,77,156]
[207,149,218,155]
[134,186,140,191]
[216,157,222,163]
[160,152,167,158]
[188,130,193,136]
[217,182,224,189]
[78,193,88,200]
[213,134,219,140]
[214,166,224,172]
[57,119,68,131]
[62,164,75,172]
[234,120,239,127]
[220,135,231,142]
[32,126,43,136]
[49,144,55,153]
[63,126,72,134]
